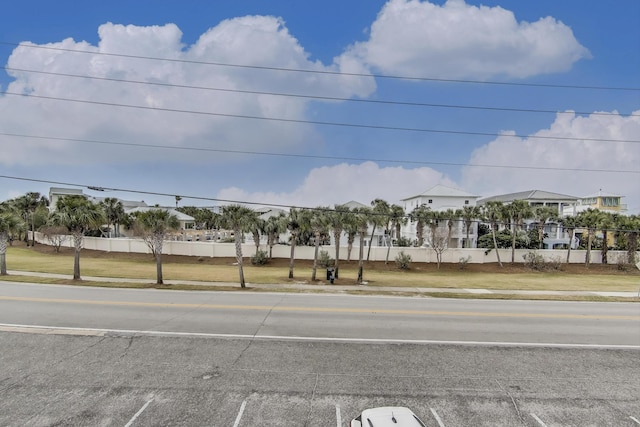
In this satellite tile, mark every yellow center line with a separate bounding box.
[1,296,639,320]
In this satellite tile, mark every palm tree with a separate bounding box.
[264,213,287,259]
[342,209,360,262]
[352,208,370,284]
[247,212,265,254]
[597,211,615,264]
[14,192,48,246]
[220,204,256,288]
[0,212,23,275]
[459,205,481,248]
[616,214,640,265]
[328,204,349,278]
[558,215,577,263]
[310,207,331,281]
[409,204,431,247]
[577,209,601,267]
[482,201,504,268]
[367,199,390,261]
[49,195,105,280]
[389,204,407,248]
[221,204,256,288]
[100,197,126,237]
[503,200,532,263]
[286,208,310,279]
[532,206,559,249]
[132,209,179,284]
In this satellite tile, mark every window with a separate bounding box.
[428,199,433,204]
[465,200,469,205]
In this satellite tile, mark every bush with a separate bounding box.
[523,251,546,271]
[395,251,412,270]
[395,236,413,247]
[317,250,334,268]
[251,250,269,266]
[458,256,471,270]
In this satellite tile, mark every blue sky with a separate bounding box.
[1,0,639,212]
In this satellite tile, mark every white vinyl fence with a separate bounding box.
[33,232,638,265]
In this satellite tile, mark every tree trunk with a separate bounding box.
[492,224,503,268]
[585,229,593,267]
[0,233,7,275]
[357,232,365,284]
[366,225,376,261]
[73,233,82,280]
[333,231,341,278]
[156,253,163,284]
[566,229,574,263]
[288,232,296,279]
[628,232,637,265]
[511,221,516,263]
[465,224,471,248]
[235,231,245,288]
[601,230,608,264]
[311,231,320,281]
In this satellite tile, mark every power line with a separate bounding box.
[5,66,637,118]
[2,41,638,92]
[5,91,639,144]
[1,132,639,174]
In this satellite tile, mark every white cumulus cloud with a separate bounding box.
[216,161,458,208]
[460,111,640,213]
[342,0,590,79]
[0,18,376,166]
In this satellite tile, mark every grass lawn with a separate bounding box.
[3,244,639,294]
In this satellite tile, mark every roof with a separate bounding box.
[49,187,85,196]
[126,206,195,222]
[478,190,579,205]
[340,201,368,209]
[582,190,623,199]
[401,184,479,201]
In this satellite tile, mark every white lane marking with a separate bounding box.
[232,400,247,427]
[531,413,548,427]
[2,323,640,349]
[124,398,153,427]
[335,405,342,427]
[430,408,445,427]
[630,416,640,425]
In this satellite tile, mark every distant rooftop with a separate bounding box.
[478,190,579,204]
[401,184,479,201]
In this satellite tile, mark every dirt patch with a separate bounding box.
[21,241,638,276]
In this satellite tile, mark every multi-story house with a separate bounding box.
[563,190,627,216]
[477,189,579,249]
[401,185,480,248]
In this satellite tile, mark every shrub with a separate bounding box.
[395,236,413,247]
[317,250,334,268]
[523,251,546,271]
[458,256,472,270]
[395,251,412,270]
[251,250,269,266]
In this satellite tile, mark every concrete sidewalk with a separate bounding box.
[6,270,640,299]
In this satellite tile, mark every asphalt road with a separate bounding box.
[1,281,639,426]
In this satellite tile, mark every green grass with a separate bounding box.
[3,246,639,295]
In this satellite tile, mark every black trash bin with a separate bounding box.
[326,267,335,283]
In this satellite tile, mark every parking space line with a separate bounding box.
[531,413,548,427]
[124,398,154,427]
[232,400,247,427]
[430,408,445,427]
[335,405,342,427]
[630,416,640,425]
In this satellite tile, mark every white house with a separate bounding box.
[401,185,480,248]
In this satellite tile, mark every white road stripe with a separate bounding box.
[232,400,247,427]
[124,398,153,427]
[336,405,342,427]
[630,416,640,425]
[2,323,639,349]
[531,413,548,427]
[430,408,445,427]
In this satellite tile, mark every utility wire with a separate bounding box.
[2,41,638,91]
[4,66,637,118]
[1,132,638,174]
[1,174,638,231]
[4,91,639,144]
